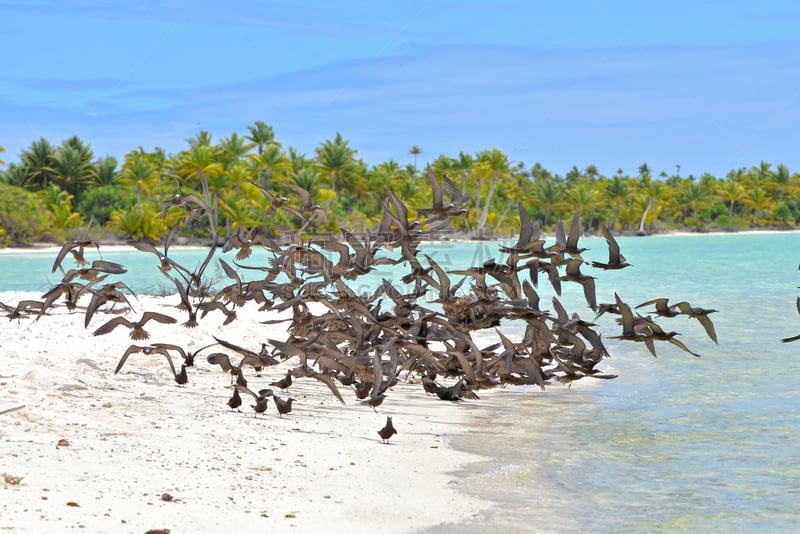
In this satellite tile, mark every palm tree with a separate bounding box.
[0,145,5,167]
[219,132,254,169]
[566,180,600,223]
[2,162,38,190]
[633,173,661,234]
[175,143,224,238]
[51,142,97,199]
[20,137,57,189]
[119,152,160,199]
[316,132,358,193]
[246,121,279,155]
[93,156,120,187]
[288,147,310,173]
[186,130,214,148]
[767,163,796,204]
[249,143,291,188]
[717,179,746,230]
[584,164,600,182]
[743,187,772,226]
[292,167,321,192]
[473,148,511,239]
[529,176,565,227]
[675,180,712,228]
[604,175,630,230]
[408,145,422,175]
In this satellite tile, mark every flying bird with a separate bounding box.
[92,311,177,340]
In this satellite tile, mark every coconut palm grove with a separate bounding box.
[0,122,798,246]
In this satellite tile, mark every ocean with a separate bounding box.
[2,232,799,532]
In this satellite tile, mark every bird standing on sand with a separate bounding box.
[227,387,242,411]
[236,385,272,417]
[272,394,294,417]
[174,363,188,385]
[377,416,397,444]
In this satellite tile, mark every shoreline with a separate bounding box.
[0,292,492,533]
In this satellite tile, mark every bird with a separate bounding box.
[92,311,177,340]
[560,258,598,311]
[150,342,219,367]
[235,385,271,417]
[435,379,479,401]
[377,416,397,444]
[227,387,242,411]
[212,336,279,376]
[174,363,189,385]
[635,298,682,318]
[1,300,45,321]
[161,192,211,220]
[272,394,295,417]
[591,225,631,270]
[270,370,293,390]
[783,297,800,342]
[416,165,468,219]
[114,344,177,377]
[50,226,102,273]
[359,393,387,412]
[553,213,587,259]
[83,280,138,327]
[673,301,719,344]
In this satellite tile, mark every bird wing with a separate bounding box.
[614,293,635,338]
[140,311,178,325]
[425,165,443,207]
[92,316,131,336]
[310,372,346,405]
[115,344,143,374]
[206,352,234,373]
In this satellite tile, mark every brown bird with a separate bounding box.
[227,387,242,411]
[161,192,211,220]
[174,363,188,385]
[50,233,101,273]
[782,296,800,343]
[377,416,397,444]
[591,225,631,270]
[359,393,387,412]
[1,300,45,321]
[235,385,271,417]
[673,301,719,344]
[114,344,177,376]
[212,336,279,376]
[559,258,597,311]
[272,393,295,417]
[270,370,293,390]
[436,379,479,401]
[150,342,218,367]
[92,311,177,340]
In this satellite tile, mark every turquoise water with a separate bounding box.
[2,233,799,532]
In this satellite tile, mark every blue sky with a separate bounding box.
[2,0,800,178]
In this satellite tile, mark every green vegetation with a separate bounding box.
[1,124,799,246]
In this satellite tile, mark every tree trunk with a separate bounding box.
[638,197,655,235]
[476,175,498,239]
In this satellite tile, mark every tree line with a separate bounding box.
[0,122,798,246]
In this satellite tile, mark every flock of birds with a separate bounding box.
[2,166,724,443]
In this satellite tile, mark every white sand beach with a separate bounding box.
[0,291,491,533]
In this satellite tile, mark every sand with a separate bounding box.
[0,291,491,533]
